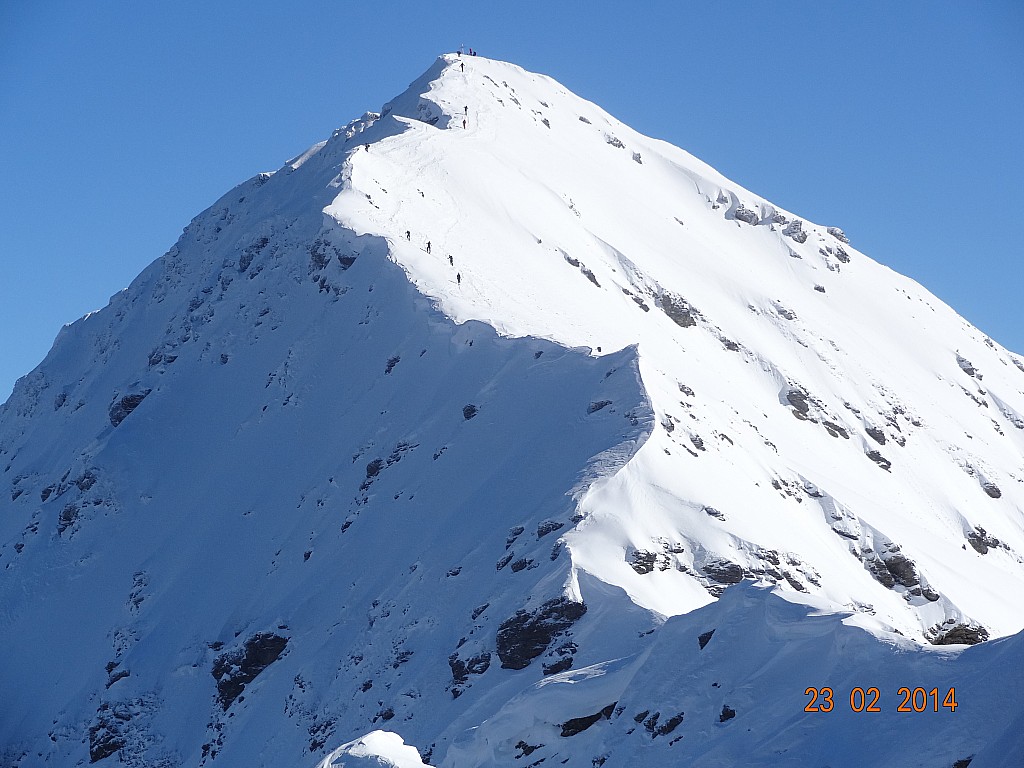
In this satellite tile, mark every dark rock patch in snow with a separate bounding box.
[734,206,758,225]
[448,651,491,689]
[659,292,700,328]
[866,449,892,471]
[784,220,808,243]
[697,629,715,650]
[703,557,745,584]
[212,632,289,710]
[866,426,886,445]
[981,481,1001,499]
[496,597,587,670]
[967,526,1003,555]
[109,391,151,427]
[957,355,978,378]
[560,703,616,737]
[536,520,564,539]
[931,623,989,646]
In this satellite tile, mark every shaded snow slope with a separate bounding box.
[1,54,1022,767]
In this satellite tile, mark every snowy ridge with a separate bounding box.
[1,54,1022,766]
[329,54,1024,639]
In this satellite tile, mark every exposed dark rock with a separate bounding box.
[952,757,974,768]
[967,526,1001,555]
[365,459,384,479]
[385,355,400,374]
[496,597,587,670]
[57,504,79,536]
[109,391,151,427]
[604,134,625,149]
[506,525,525,549]
[814,284,825,293]
[719,705,736,723]
[932,624,989,646]
[495,552,514,571]
[537,520,565,539]
[704,506,726,520]
[957,355,978,378]
[449,651,491,685]
[588,400,613,414]
[660,293,699,328]
[510,558,533,572]
[834,246,850,263]
[774,303,797,321]
[784,220,808,243]
[703,557,744,584]
[212,632,289,710]
[75,470,97,491]
[866,450,891,471]
[88,703,127,763]
[826,227,849,244]
[866,426,886,445]
[643,711,660,734]
[581,266,601,287]
[864,555,896,588]
[698,629,715,650]
[515,740,543,758]
[629,550,656,574]
[560,703,616,737]
[883,554,919,587]
[822,421,850,439]
[982,482,1001,499]
[734,206,758,225]
[655,712,684,736]
[786,388,810,415]
[462,404,479,420]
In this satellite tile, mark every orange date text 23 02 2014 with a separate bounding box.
[804,687,958,713]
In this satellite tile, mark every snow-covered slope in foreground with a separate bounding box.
[2,54,1023,767]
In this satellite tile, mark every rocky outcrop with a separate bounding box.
[108,391,151,427]
[496,597,587,670]
[560,703,616,737]
[784,220,808,243]
[659,292,700,328]
[212,632,289,710]
[931,623,989,646]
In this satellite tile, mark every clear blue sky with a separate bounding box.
[2,1,1021,402]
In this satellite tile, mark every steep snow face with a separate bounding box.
[329,54,1024,641]
[1,53,1023,767]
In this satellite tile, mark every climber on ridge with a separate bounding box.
[426,241,432,254]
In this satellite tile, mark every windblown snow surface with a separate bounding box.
[2,54,1023,767]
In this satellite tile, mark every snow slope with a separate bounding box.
[1,54,1022,767]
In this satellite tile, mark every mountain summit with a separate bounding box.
[3,54,1023,767]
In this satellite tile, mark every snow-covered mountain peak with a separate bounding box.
[326,53,1024,641]
[2,53,1022,767]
